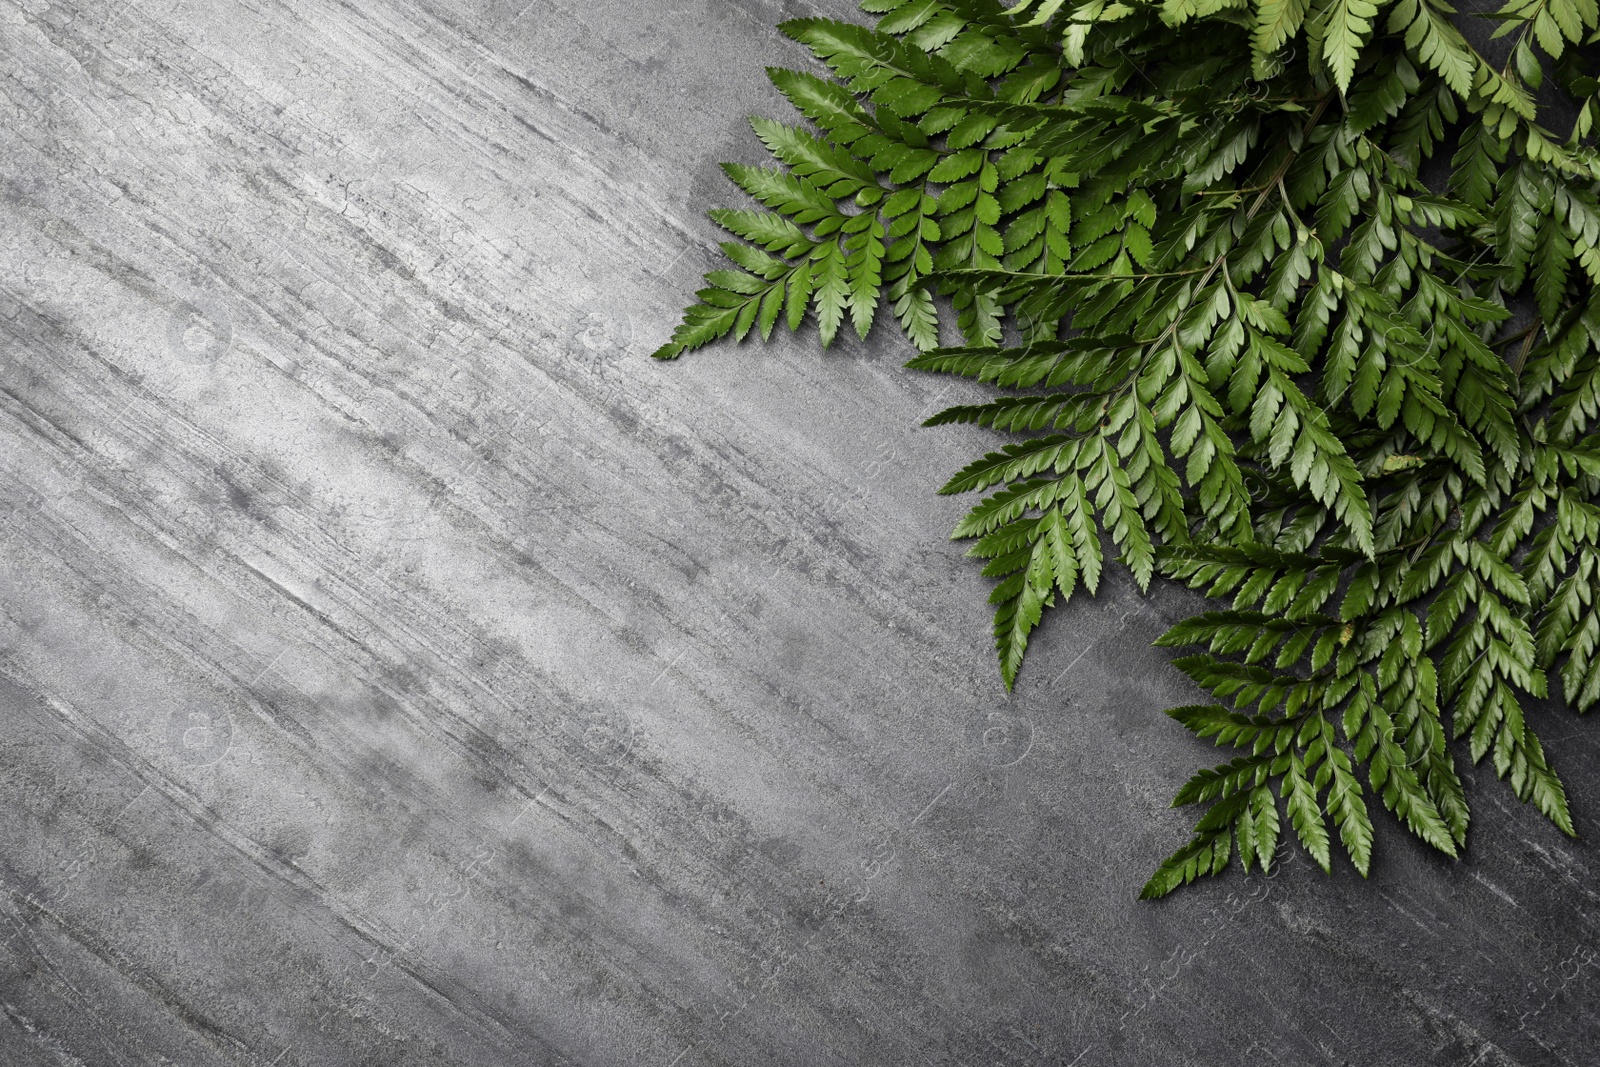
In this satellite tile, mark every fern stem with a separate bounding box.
[1509,318,1543,376]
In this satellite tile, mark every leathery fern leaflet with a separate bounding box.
[655,0,1600,897]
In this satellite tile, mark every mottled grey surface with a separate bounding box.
[2,1,1598,1064]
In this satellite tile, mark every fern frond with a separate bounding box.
[655,0,1600,896]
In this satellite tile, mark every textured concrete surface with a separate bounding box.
[2,1,1599,1064]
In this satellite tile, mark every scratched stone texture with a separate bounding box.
[1,1,1598,1065]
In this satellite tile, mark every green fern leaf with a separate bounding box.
[654,0,1600,898]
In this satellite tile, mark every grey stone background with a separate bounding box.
[1,0,1597,1064]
